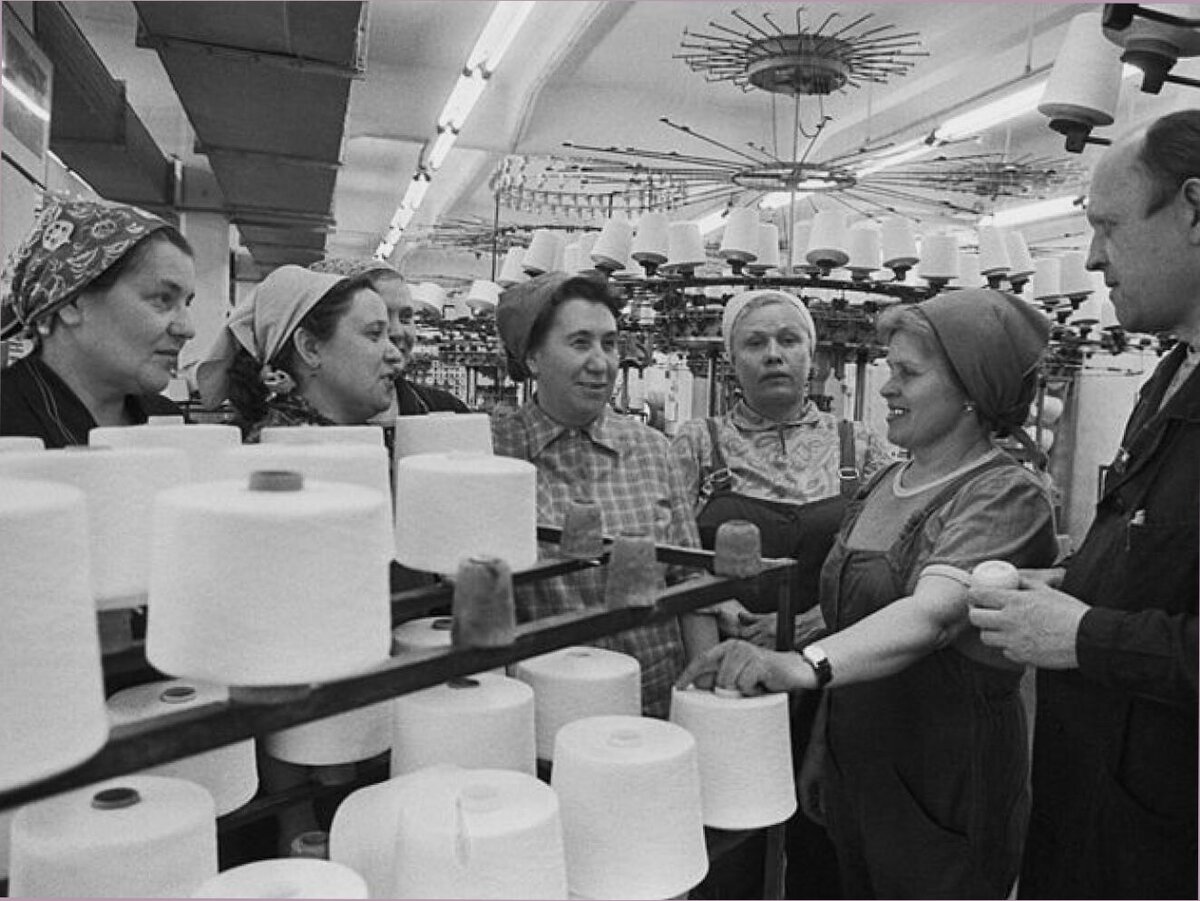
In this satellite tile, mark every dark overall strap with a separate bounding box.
[699,417,733,499]
[838,419,859,499]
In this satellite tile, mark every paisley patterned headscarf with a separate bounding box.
[0,194,175,339]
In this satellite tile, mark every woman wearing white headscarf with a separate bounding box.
[197,264,402,440]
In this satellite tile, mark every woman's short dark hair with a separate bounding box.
[1139,109,1200,216]
[515,275,622,378]
[226,274,375,432]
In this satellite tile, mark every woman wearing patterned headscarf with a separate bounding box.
[679,288,1059,899]
[0,195,196,446]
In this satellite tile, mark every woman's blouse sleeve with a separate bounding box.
[854,420,898,481]
[669,418,709,509]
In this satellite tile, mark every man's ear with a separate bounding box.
[291,327,322,370]
[1181,177,1200,243]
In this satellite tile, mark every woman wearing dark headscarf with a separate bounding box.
[196,264,402,441]
[308,258,468,416]
[679,288,1058,899]
[493,271,716,717]
[0,195,196,446]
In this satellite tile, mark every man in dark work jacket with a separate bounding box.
[969,110,1199,899]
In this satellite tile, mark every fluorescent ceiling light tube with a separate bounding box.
[438,73,488,131]
[390,205,417,231]
[466,1,537,74]
[934,81,1047,142]
[698,209,729,236]
[2,74,50,122]
[986,195,1083,227]
[426,129,459,170]
[402,175,431,213]
[855,140,937,177]
[760,191,811,210]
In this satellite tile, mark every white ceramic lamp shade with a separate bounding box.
[806,210,849,269]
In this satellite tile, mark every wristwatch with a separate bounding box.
[799,644,833,688]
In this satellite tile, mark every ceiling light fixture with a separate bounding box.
[983,194,1085,227]
[374,1,536,260]
[933,81,1048,142]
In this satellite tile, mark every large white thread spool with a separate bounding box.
[89,423,239,483]
[219,443,390,510]
[147,472,393,686]
[0,436,44,452]
[513,647,642,760]
[669,687,797,829]
[391,673,536,776]
[193,858,369,898]
[8,776,218,898]
[0,478,108,792]
[392,412,492,459]
[259,425,385,446]
[394,452,537,575]
[0,447,188,609]
[552,715,708,900]
[107,679,258,816]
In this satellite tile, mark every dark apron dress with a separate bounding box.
[817,458,1030,899]
[691,418,857,899]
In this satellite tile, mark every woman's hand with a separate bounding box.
[735,610,777,647]
[674,639,805,695]
[711,599,753,638]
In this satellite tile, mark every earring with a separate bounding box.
[963,402,977,413]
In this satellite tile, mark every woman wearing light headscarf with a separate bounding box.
[679,288,1058,899]
[308,258,468,416]
[197,264,402,441]
[1,195,196,446]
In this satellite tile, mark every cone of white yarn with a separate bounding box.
[193,858,369,899]
[89,423,240,483]
[806,210,850,269]
[1032,256,1063,301]
[394,452,537,574]
[977,225,1012,276]
[392,615,454,653]
[392,412,492,458]
[418,282,449,317]
[747,222,781,273]
[632,212,670,266]
[552,715,707,900]
[669,687,797,829]
[393,768,568,899]
[498,247,529,287]
[665,222,707,273]
[524,230,565,276]
[512,646,642,760]
[467,279,502,313]
[0,478,107,792]
[562,242,586,275]
[0,436,44,452]
[719,208,760,263]
[107,679,258,816]
[219,443,390,508]
[591,216,634,271]
[265,699,393,767]
[958,252,984,289]
[0,447,188,609]
[881,216,920,272]
[1040,11,1123,129]
[790,221,816,273]
[391,673,536,776]
[1004,229,1037,281]
[259,424,385,446]
[147,474,393,686]
[918,233,961,282]
[1059,250,1093,299]
[9,775,218,898]
[846,224,883,278]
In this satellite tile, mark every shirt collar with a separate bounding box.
[730,397,820,431]
[522,398,619,456]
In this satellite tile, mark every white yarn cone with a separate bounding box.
[265,699,393,767]
[9,775,218,898]
[0,436,44,452]
[193,858,369,899]
[418,282,449,318]
[0,447,188,609]
[1032,256,1063,300]
[632,212,670,266]
[0,478,107,792]
[392,615,454,653]
[392,412,492,458]
[806,210,849,269]
[391,673,536,776]
[747,222,781,273]
[259,425,384,446]
[669,688,797,829]
[591,216,633,271]
[524,230,564,276]
[918,233,961,282]
[1059,250,1093,298]
[552,715,707,900]
[846,224,883,277]
[147,476,393,686]
[219,443,391,511]
[958,252,984,289]
[562,242,586,274]
[978,225,1012,275]
[720,208,760,263]
[1003,229,1036,281]
[790,221,815,273]
[466,280,502,313]
[1041,11,1123,128]
[394,452,537,575]
[512,646,642,759]
[665,222,706,273]
[107,679,258,816]
[89,423,239,483]
[881,216,920,271]
[497,247,529,287]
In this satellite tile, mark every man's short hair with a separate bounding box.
[1138,109,1200,216]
